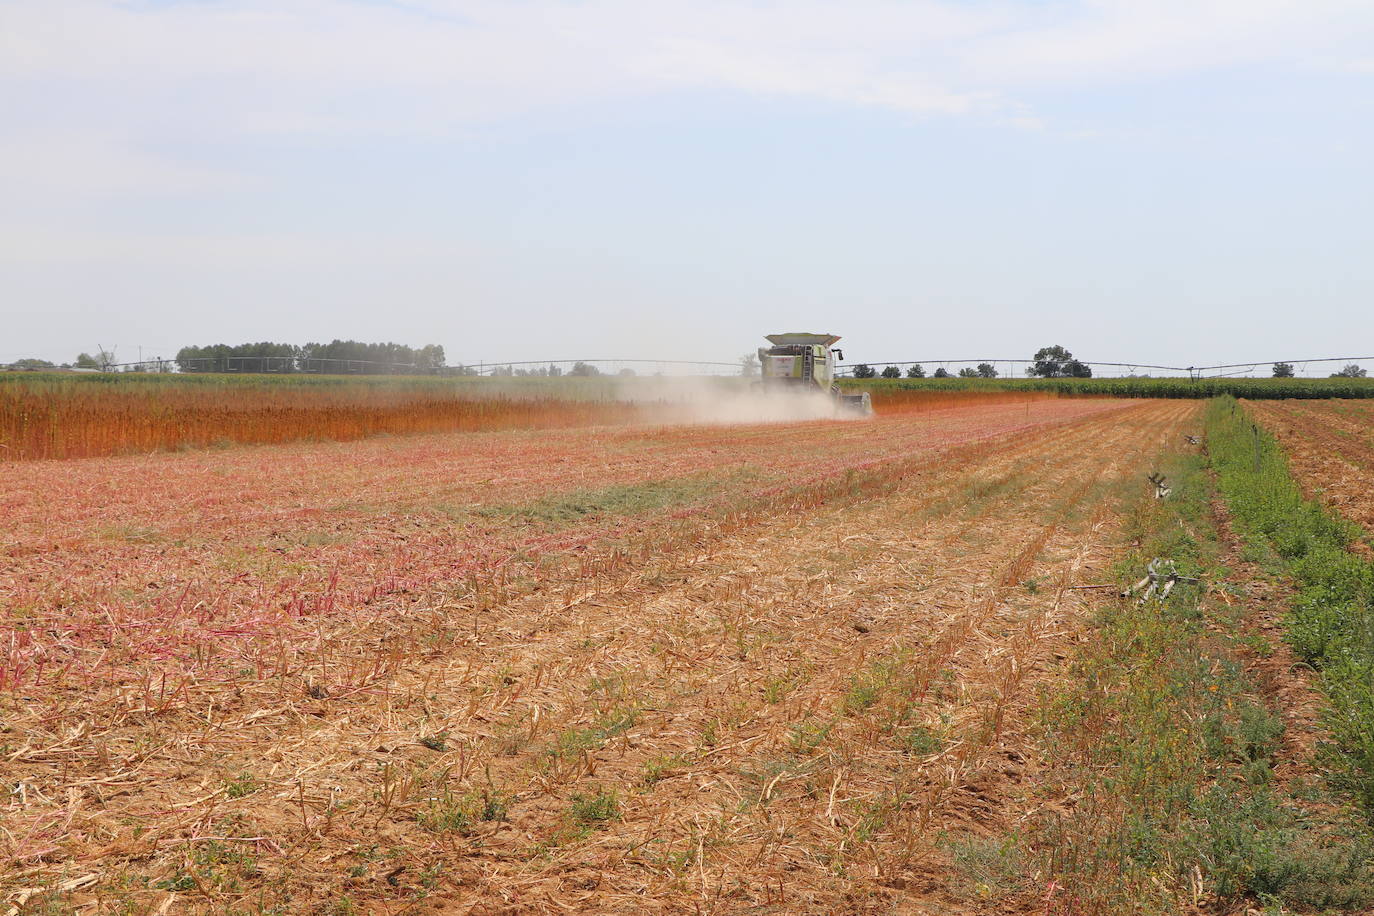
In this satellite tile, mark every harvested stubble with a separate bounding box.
[1,399,1122,694]
[1248,399,1374,539]
[1,397,1196,912]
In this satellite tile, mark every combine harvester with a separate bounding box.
[757,333,873,417]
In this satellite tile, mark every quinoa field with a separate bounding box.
[6,382,1374,914]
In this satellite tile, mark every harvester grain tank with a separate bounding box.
[757,333,873,416]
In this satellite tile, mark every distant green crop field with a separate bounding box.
[9,369,1373,402]
[841,376,1374,399]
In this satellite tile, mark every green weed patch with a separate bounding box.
[1032,440,1374,912]
[1208,397,1374,810]
[479,471,757,526]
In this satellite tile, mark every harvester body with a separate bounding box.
[758,333,873,416]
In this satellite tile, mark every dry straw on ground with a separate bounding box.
[1,398,1195,913]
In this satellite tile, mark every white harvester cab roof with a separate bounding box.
[765,333,842,347]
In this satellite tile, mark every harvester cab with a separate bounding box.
[757,333,873,417]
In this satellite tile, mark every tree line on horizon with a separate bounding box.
[173,340,448,373]
[850,345,1092,380]
[849,348,1370,381]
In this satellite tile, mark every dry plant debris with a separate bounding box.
[1,398,1196,912]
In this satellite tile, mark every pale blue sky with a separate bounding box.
[3,0,1373,371]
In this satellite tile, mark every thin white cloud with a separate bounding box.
[5,0,1371,129]
[1,0,1371,199]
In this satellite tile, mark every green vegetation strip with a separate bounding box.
[476,471,760,527]
[1208,397,1374,808]
[1029,437,1374,913]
